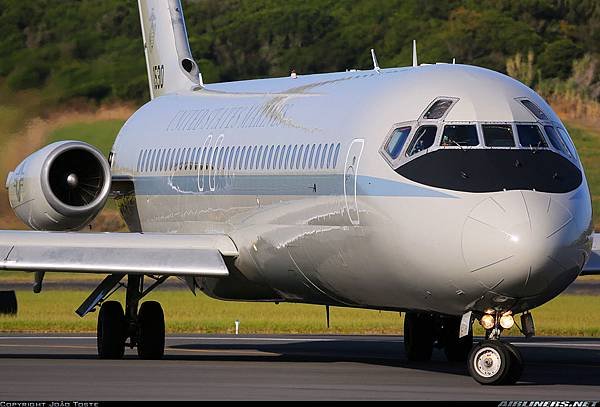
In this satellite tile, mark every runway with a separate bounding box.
[0,335,598,400]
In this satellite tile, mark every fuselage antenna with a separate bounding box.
[412,40,418,67]
[371,48,381,73]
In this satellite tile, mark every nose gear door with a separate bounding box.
[344,139,364,225]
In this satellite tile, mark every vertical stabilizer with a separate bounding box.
[138,0,202,99]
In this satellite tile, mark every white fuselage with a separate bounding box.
[110,64,593,315]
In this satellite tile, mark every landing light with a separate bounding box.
[500,313,515,329]
[480,314,495,330]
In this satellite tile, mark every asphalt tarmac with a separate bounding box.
[0,335,598,400]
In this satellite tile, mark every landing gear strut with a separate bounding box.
[96,275,166,360]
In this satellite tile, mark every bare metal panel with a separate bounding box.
[1,245,228,276]
[0,230,238,257]
[0,230,235,276]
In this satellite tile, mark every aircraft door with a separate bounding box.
[343,139,364,225]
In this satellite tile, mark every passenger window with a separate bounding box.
[255,146,263,170]
[239,147,245,170]
[154,150,160,172]
[168,149,174,171]
[520,100,548,121]
[308,144,315,169]
[182,148,189,170]
[290,145,298,169]
[279,146,286,169]
[517,124,547,148]
[333,143,341,168]
[407,126,437,156]
[441,125,479,147]
[158,149,164,171]
[295,145,303,169]
[302,145,309,169]
[385,127,411,159]
[557,127,577,157]
[233,147,239,170]
[149,150,156,172]
[157,148,167,171]
[267,145,274,169]
[321,144,328,168]
[137,150,145,172]
[315,144,322,168]
[423,99,454,119]
[217,148,223,171]
[190,148,197,169]
[274,146,281,169]
[482,124,515,147]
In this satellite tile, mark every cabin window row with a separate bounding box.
[136,143,342,174]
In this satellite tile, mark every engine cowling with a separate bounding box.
[5,141,111,231]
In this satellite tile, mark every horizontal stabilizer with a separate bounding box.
[0,231,237,277]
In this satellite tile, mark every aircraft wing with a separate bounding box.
[0,230,237,277]
[581,233,600,275]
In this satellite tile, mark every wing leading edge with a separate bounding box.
[0,230,238,277]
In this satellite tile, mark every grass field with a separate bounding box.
[0,290,598,336]
[46,119,126,157]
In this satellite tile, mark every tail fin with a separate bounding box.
[138,0,202,99]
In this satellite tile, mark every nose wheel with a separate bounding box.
[468,340,523,385]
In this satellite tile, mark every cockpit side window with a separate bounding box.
[407,125,437,156]
[385,126,411,159]
[520,99,548,121]
[557,127,578,158]
[544,125,571,156]
[423,99,455,120]
[483,124,515,147]
[441,125,478,147]
[517,124,547,148]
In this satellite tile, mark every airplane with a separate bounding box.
[2,0,599,385]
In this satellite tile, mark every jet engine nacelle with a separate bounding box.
[5,141,111,231]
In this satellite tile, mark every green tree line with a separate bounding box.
[0,0,598,103]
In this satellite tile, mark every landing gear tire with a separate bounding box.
[137,301,165,360]
[442,318,473,362]
[404,312,434,361]
[468,340,520,385]
[97,301,126,359]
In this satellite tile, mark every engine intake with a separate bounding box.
[6,141,111,231]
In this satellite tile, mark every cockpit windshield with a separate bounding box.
[406,125,437,156]
[517,124,547,148]
[441,125,478,147]
[483,125,515,147]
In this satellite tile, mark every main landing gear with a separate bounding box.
[96,275,166,360]
[404,312,473,363]
[404,310,531,385]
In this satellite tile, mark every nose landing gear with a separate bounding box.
[403,310,527,385]
[467,311,526,385]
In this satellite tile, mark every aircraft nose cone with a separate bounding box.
[462,190,583,298]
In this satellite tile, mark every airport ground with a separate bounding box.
[0,334,598,400]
